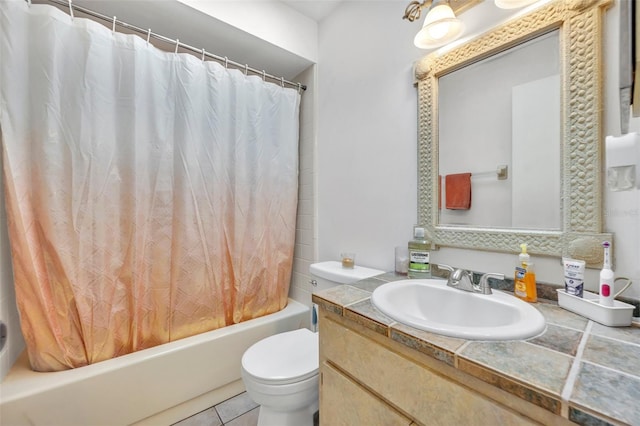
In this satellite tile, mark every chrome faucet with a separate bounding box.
[438,264,504,295]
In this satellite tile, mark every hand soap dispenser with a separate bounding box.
[514,243,537,302]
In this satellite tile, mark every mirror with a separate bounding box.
[414,0,612,267]
[438,31,560,230]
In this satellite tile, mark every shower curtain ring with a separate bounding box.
[281,77,284,88]
[201,48,206,62]
[174,39,180,54]
[262,70,266,81]
[244,64,248,76]
[297,83,302,94]
[146,29,151,46]
[67,0,74,19]
[112,16,117,33]
[224,57,228,69]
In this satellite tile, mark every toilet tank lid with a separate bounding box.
[309,261,384,284]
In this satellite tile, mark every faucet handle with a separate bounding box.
[437,264,454,274]
[478,273,505,295]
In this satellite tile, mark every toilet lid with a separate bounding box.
[242,328,319,385]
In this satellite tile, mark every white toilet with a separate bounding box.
[240,260,384,426]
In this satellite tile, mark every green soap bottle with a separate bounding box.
[408,226,431,279]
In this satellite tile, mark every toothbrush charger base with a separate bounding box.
[556,289,634,327]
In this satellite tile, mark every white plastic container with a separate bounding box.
[557,289,634,327]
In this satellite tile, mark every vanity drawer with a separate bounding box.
[320,361,413,426]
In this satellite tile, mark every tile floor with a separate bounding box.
[172,392,259,426]
[173,392,320,426]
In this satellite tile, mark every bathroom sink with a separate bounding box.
[371,279,545,341]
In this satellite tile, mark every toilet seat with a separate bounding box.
[241,328,318,385]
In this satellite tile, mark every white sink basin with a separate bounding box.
[371,279,546,341]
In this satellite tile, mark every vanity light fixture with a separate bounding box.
[404,0,464,49]
[494,0,538,9]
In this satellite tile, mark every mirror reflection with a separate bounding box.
[438,31,561,230]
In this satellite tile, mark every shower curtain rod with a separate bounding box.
[32,0,307,92]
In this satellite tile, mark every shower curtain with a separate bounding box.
[0,1,300,372]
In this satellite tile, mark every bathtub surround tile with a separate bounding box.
[344,299,394,336]
[535,302,589,331]
[570,362,640,425]
[581,334,640,378]
[527,323,583,356]
[215,392,259,424]
[390,324,464,367]
[459,341,572,397]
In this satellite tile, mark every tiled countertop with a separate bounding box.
[312,272,640,426]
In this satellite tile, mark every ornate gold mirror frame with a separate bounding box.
[415,0,613,267]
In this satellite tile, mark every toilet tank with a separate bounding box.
[309,261,384,292]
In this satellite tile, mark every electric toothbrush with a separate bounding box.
[599,241,614,307]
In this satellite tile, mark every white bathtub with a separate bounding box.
[0,299,309,426]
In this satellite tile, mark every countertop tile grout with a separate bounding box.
[561,321,592,402]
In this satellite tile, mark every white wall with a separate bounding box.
[177,0,318,64]
[317,1,419,270]
[316,0,640,301]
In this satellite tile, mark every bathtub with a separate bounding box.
[0,298,309,426]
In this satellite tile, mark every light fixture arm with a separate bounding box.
[403,0,429,22]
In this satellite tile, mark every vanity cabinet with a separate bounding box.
[321,361,414,425]
[319,308,554,426]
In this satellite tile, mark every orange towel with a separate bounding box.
[445,173,472,210]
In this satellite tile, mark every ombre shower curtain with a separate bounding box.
[0,1,300,371]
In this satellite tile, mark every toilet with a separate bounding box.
[241,260,384,426]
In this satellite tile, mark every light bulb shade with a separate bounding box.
[494,0,538,9]
[414,3,464,49]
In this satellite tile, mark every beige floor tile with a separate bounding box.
[215,392,259,424]
[172,407,222,426]
[223,407,259,426]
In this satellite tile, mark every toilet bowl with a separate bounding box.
[241,261,384,425]
[241,328,319,426]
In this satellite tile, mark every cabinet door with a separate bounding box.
[320,361,412,426]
